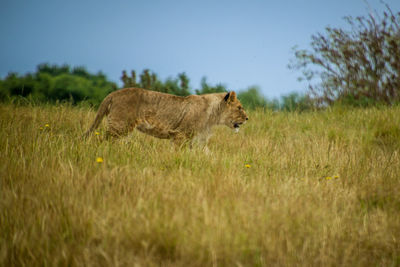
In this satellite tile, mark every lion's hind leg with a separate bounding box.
[105,116,137,139]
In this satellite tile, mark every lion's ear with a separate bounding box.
[224,91,237,102]
[229,91,237,101]
[224,92,230,102]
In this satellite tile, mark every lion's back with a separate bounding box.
[107,88,198,123]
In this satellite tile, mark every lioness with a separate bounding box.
[84,87,248,148]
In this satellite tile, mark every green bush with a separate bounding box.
[0,63,117,106]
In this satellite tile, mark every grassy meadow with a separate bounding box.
[1,103,400,266]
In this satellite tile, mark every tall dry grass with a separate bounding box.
[1,103,400,266]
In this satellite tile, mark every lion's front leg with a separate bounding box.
[190,130,211,152]
[171,132,191,149]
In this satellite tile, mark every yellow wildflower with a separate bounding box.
[45,124,50,128]
[95,131,100,136]
[245,164,251,168]
[96,157,103,163]
[333,175,339,179]
[325,176,332,180]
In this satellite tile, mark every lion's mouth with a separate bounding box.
[233,122,243,133]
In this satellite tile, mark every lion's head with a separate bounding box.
[221,91,248,132]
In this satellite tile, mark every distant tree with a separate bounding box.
[280,92,313,112]
[33,72,54,101]
[72,66,90,79]
[131,70,137,87]
[151,73,157,88]
[121,70,129,87]
[121,70,138,88]
[178,72,190,96]
[195,77,227,95]
[237,86,268,110]
[37,63,70,76]
[121,69,191,96]
[140,69,152,89]
[50,74,89,102]
[290,4,400,106]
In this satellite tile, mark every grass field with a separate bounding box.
[1,103,400,266]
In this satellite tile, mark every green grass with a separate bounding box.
[1,103,400,266]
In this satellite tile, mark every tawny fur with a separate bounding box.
[84,88,248,147]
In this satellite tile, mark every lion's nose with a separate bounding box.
[246,117,249,121]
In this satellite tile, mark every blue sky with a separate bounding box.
[1,0,399,98]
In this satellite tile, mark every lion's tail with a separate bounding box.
[83,95,112,138]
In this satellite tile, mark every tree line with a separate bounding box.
[0,63,310,111]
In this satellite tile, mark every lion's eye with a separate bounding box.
[238,106,242,110]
